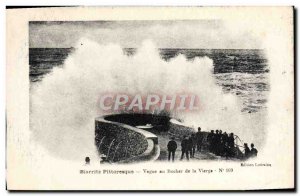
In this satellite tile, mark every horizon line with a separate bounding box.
[29,47,264,50]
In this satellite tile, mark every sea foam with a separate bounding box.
[30,38,264,160]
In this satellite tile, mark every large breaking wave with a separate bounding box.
[30,38,265,161]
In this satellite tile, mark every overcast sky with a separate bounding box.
[29,21,262,49]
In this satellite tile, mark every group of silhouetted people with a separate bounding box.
[243,143,258,159]
[167,127,258,161]
[206,129,258,159]
[207,129,235,158]
[167,127,205,161]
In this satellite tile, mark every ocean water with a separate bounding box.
[30,48,268,114]
[29,41,269,160]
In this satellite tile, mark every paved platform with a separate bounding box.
[156,133,239,162]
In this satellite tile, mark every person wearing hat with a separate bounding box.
[167,136,178,162]
[244,143,251,159]
[180,135,189,161]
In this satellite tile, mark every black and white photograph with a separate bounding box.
[29,20,267,164]
[6,6,294,190]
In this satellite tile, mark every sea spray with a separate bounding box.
[30,38,264,161]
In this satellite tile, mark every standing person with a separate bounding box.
[187,135,194,158]
[191,133,197,158]
[167,137,177,162]
[212,130,219,154]
[207,130,214,153]
[250,143,258,157]
[215,130,221,155]
[195,127,203,152]
[228,133,235,148]
[221,132,229,157]
[228,133,235,157]
[244,143,251,159]
[180,135,189,161]
[222,132,228,143]
[219,129,223,155]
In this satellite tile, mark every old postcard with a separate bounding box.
[6,7,294,190]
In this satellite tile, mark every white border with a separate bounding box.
[1,0,298,195]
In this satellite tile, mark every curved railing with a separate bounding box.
[95,115,160,163]
[119,138,160,164]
